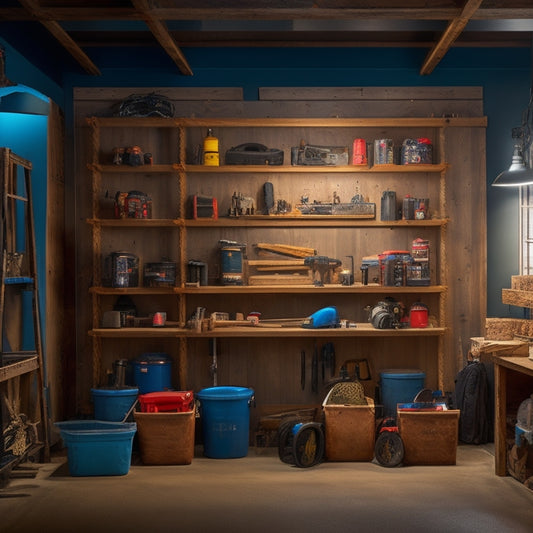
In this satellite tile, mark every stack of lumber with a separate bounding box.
[486,275,533,340]
[248,243,315,285]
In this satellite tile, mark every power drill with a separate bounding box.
[304,256,342,286]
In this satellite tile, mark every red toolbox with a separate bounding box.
[139,391,194,413]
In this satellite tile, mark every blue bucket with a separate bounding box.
[380,369,426,418]
[91,387,139,422]
[133,353,172,394]
[197,386,254,459]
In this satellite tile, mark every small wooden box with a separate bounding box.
[398,408,460,465]
[323,398,375,461]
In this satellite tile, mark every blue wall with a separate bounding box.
[3,44,532,320]
[0,111,48,352]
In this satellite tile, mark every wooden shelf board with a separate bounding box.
[182,284,446,294]
[184,163,447,173]
[91,164,176,173]
[90,325,445,339]
[176,117,487,128]
[493,356,533,378]
[88,117,177,128]
[87,218,181,227]
[90,287,177,295]
[186,217,447,228]
[0,356,39,382]
[90,328,185,338]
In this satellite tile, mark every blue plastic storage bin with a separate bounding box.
[91,387,138,421]
[133,353,172,393]
[197,386,254,459]
[55,420,137,476]
[380,369,426,418]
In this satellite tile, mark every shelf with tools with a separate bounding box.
[179,117,449,397]
[85,114,486,401]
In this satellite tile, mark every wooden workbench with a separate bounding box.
[470,338,531,476]
[493,355,533,476]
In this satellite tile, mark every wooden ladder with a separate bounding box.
[0,147,50,479]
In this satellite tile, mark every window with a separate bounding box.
[520,185,533,274]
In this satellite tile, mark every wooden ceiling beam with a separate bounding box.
[131,0,193,76]
[2,5,533,22]
[16,0,101,76]
[420,0,484,75]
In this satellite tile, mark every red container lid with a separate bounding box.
[139,391,194,413]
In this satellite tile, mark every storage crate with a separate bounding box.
[134,409,195,465]
[323,398,375,461]
[55,420,137,476]
[397,407,460,465]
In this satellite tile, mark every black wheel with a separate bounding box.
[374,430,404,467]
[278,418,299,464]
[293,423,325,468]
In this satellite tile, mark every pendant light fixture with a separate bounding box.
[492,45,533,187]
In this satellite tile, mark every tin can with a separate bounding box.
[402,195,416,220]
[401,138,433,165]
[381,190,397,221]
[411,238,429,260]
[106,252,139,288]
[374,139,393,165]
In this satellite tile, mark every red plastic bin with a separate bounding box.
[139,391,194,413]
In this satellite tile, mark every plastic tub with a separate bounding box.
[380,369,425,418]
[133,353,172,394]
[91,387,138,421]
[197,386,254,459]
[55,420,137,476]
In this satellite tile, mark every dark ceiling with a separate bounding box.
[1,1,533,82]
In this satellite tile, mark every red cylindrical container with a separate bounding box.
[410,303,428,328]
[352,138,367,165]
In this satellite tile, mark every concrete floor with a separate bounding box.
[1,444,533,533]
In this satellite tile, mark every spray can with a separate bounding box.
[203,128,219,166]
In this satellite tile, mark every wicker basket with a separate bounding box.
[134,410,195,465]
[398,408,460,465]
[323,397,375,461]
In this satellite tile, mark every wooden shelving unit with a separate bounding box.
[85,115,487,402]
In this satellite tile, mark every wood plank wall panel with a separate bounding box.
[72,86,486,414]
[444,125,487,383]
[46,101,67,425]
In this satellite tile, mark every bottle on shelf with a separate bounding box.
[203,128,219,166]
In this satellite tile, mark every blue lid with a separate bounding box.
[197,386,254,400]
[91,387,138,396]
[55,420,137,435]
[136,352,170,365]
[380,369,425,378]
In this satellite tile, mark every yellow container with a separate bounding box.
[203,129,219,166]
